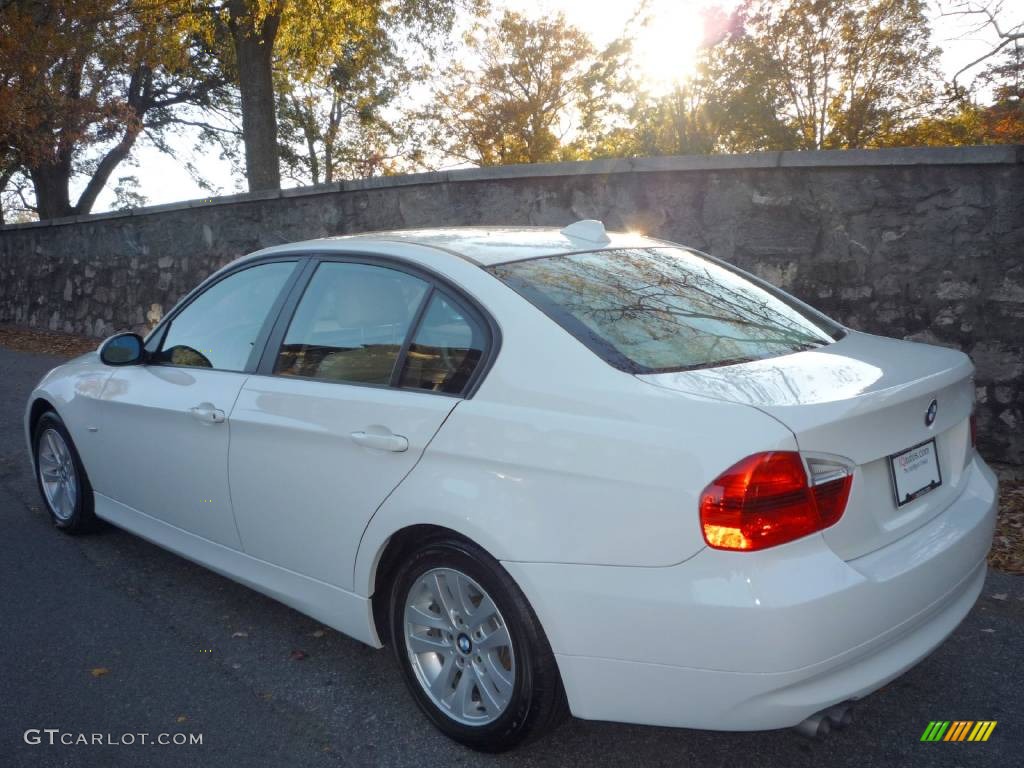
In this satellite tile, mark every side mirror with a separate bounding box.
[99,332,146,366]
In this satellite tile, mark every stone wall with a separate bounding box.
[1,145,1022,463]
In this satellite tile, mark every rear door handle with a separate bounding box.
[190,403,226,424]
[350,428,409,453]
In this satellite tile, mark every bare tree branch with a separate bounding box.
[939,1,1024,91]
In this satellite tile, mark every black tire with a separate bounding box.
[389,536,567,752]
[32,411,98,533]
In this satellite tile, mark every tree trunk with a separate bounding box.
[0,166,12,226]
[229,2,282,192]
[74,127,142,215]
[298,103,320,184]
[27,125,142,220]
[29,158,74,220]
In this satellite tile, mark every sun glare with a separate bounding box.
[632,0,707,94]
[516,0,712,95]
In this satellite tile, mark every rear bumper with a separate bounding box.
[503,455,997,730]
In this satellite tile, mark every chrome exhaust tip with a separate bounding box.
[794,712,831,739]
[826,703,854,730]
[794,702,854,738]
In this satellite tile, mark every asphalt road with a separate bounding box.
[1,346,1021,768]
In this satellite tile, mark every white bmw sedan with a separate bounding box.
[26,221,997,751]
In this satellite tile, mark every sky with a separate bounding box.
[77,0,1018,214]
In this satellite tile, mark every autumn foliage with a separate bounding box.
[0,0,1021,222]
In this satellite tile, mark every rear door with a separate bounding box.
[94,260,299,548]
[228,257,492,591]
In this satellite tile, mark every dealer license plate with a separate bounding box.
[889,439,942,507]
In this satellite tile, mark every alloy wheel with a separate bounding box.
[403,567,516,726]
[37,428,78,522]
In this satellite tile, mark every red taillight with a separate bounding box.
[699,452,852,551]
[970,412,977,448]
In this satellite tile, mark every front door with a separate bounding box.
[93,260,298,548]
[227,259,491,590]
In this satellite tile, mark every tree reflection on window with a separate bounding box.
[490,248,841,373]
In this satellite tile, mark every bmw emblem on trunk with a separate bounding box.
[925,399,938,427]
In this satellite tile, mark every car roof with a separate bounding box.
[243,223,671,268]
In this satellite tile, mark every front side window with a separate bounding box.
[275,262,428,385]
[399,293,487,394]
[157,261,296,371]
[489,247,842,373]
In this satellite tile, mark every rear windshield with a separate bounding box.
[488,247,844,373]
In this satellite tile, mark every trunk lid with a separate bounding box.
[639,331,976,560]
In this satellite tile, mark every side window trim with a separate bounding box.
[253,257,319,375]
[389,285,435,387]
[254,252,499,398]
[397,289,491,396]
[242,260,307,372]
[144,257,305,374]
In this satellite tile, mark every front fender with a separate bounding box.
[24,351,112,478]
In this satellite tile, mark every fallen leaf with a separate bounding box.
[290,649,308,661]
[990,475,1024,574]
[0,324,98,358]
[231,631,248,638]
[261,692,274,701]
[311,629,325,638]
[176,715,188,724]
[90,667,110,678]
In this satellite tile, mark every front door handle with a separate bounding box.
[190,403,226,424]
[351,427,409,453]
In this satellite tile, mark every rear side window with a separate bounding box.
[275,262,428,384]
[399,293,487,394]
[489,247,842,373]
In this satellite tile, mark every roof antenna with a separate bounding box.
[560,219,610,244]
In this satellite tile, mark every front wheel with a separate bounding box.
[33,411,97,533]
[389,537,566,752]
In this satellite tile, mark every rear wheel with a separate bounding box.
[389,537,566,752]
[33,412,97,533]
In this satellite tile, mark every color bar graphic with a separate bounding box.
[967,721,998,742]
[920,720,996,742]
[921,721,950,741]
